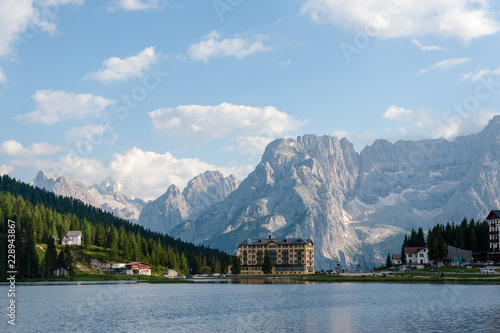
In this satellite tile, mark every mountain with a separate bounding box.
[32,171,146,222]
[165,116,500,269]
[138,171,240,235]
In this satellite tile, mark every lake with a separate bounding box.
[3,280,500,332]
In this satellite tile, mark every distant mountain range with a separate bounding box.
[33,116,500,269]
[32,171,146,222]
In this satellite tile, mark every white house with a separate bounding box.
[404,247,429,264]
[392,254,402,265]
[62,231,82,246]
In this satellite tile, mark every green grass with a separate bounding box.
[299,272,500,284]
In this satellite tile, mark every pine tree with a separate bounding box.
[263,251,273,275]
[231,255,241,275]
[64,246,74,275]
[386,252,392,268]
[44,237,58,276]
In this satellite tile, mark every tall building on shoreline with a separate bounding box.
[237,235,314,275]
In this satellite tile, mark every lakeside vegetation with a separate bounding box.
[0,175,230,281]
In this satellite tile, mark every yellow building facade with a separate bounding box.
[237,236,314,275]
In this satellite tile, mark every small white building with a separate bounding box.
[62,231,82,246]
[404,247,429,264]
[392,254,402,265]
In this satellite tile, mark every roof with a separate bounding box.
[403,247,426,254]
[392,254,401,260]
[239,237,313,246]
[486,210,500,220]
[62,237,72,242]
[126,262,151,267]
[65,231,82,237]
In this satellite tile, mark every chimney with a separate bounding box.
[269,235,272,239]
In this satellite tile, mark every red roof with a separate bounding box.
[403,247,425,254]
[392,254,401,260]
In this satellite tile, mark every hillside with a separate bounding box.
[0,175,229,280]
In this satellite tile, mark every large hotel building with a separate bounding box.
[237,235,314,275]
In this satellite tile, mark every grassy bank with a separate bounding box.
[299,273,500,284]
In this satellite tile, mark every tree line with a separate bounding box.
[0,175,230,280]
[400,217,489,262]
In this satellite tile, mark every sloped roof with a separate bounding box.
[486,210,500,220]
[239,237,313,246]
[392,254,401,260]
[65,231,82,237]
[404,247,425,254]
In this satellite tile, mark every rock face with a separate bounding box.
[138,171,240,235]
[166,116,500,269]
[32,171,146,222]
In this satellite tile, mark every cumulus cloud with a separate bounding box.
[0,163,14,176]
[301,0,500,43]
[15,90,115,124]
[149,102,305,146]
[0,0,84,58]
[221,136,275,157]
[0,140,64,156]
[84,47,159,82]
[187,31,272,63]
[418,57,470,76]
[108,0,161,11]
[411,38,447,51]
[462,67,500,82]
[64,123,118,152]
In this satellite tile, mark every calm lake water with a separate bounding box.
[2,280,500,332]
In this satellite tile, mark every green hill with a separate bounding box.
[0,175,229,280]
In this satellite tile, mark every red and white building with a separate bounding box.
[392,254,402,265]
[126,262,151,275]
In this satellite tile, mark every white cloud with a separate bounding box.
[418,57,470,76]
[0,0,84,58]
[280,58,292,66]
[187,31,272,63]
[149,102,305,145]
[0,163,14,176]
[0,139,64,156]
[108,147,250,200]
[40,0,84,6]
[15,90,115,124]
[335,108,497,149]
[383,106,497,140]
[302,0,500,43]
[411,38,447,51]
[108,0,161,11]
[221,136,275,156]
[462,67,500,82]
[383,106,414,121]
[0,67,6,83]
[64,123,118,148]
[84,47,159,82]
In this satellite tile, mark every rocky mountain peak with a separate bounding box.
[32,171,145,222]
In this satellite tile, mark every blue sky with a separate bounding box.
[1,0,500,200]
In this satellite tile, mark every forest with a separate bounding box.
[0,175,230,280]
[400,217,490,262]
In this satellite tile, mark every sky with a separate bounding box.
[1,0,500,201]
